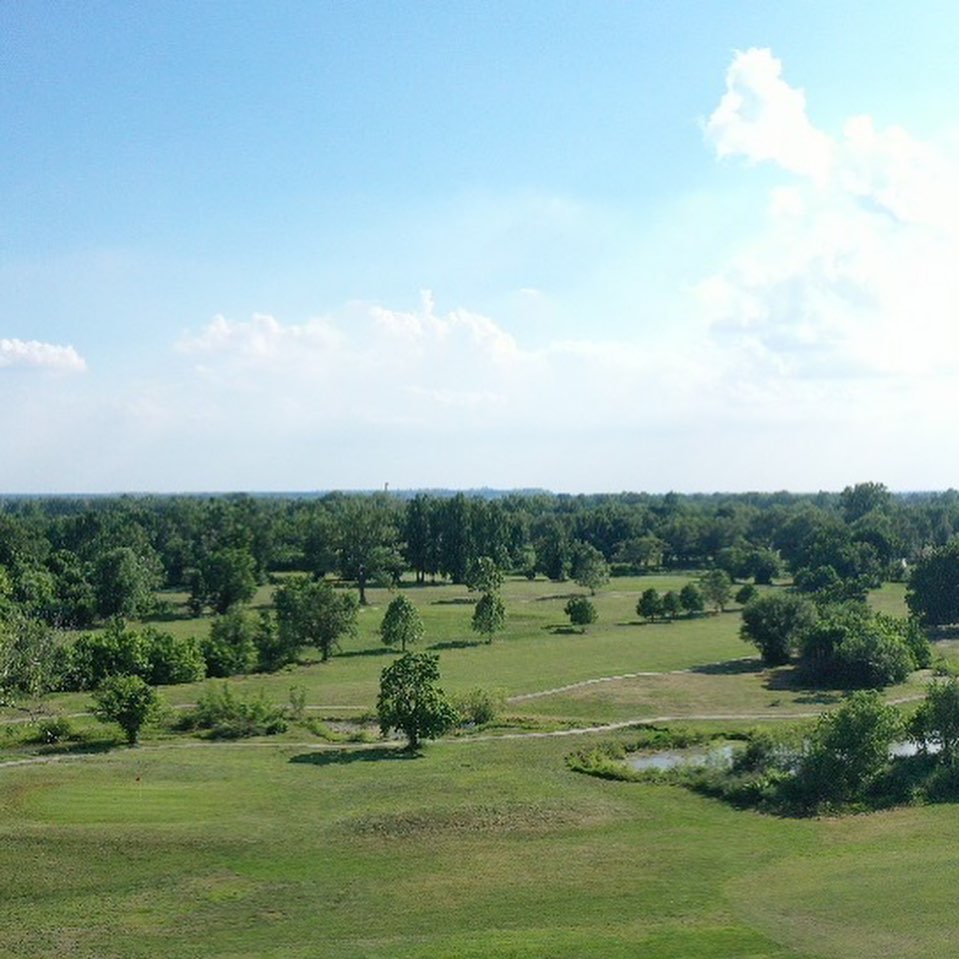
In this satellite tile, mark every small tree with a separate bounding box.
[471,592,506,644]
[912,678,959,765]
[380,594,424,652]
[564,596,597,630]
[699,569,733,613]
[637,588,662,623]
[377,652,458,750]
[92,674,160,745]
[464,556,505,594]
[735,583,758,607]
[570,542,610,595]
[661,590,682,620]
[679,582,705,618]
[203,606,260,677]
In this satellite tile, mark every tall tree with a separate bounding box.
[334,495,403,604]
[274,577,358,662]
[377,652,458,750]
[379,594,424,652]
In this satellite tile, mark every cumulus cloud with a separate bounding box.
[701,47,959,394]
[172,290,699,438]
[0,338,86,372]
[705,47,834,183]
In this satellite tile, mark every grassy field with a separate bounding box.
[4,574,959,958]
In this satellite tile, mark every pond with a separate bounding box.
[627,739,942,773]
[626,742,739,772]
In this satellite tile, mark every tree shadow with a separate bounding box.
[534,593,580,602]
[289,746,421,766]
[763,668,845,703]
[428,639,484,651]
[690,658,765,676]
[336,646,397,659]
[430,598,475,606]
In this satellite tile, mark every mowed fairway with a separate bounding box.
[5,575,957,958]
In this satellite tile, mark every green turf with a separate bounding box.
[0,574,953,957]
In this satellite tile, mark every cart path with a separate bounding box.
[0,692,925,770]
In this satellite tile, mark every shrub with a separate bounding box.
[182,683,288,739]
[564,596,597,628]
[452,687,506,726]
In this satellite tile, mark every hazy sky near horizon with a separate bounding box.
[5,2,959,494]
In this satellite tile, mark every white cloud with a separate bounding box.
[701,47,959,400]
[0,338,86,372]
[705,47,834,183]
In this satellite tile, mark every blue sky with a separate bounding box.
[4,1,959,493]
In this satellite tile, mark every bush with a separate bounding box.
[143,628,206,686]
[564,596,597,628]
[28,716,73,745]
[182,683,288,739]
[451,687,506,726]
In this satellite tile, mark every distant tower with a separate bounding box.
[384,482,389,493]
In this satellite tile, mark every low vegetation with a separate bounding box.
[4,483,959,956]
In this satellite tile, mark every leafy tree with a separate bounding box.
[92,674,161,745]
[735,583,758,606]
[679,582,705,617]
[334,495,403,603]
[699,568,733,613]
[750,547,782,585]
[793,690,901,808]
[201,547,258,614]
[0,611,61,707]
[379,594,424,652]
[403,493,439,584]
[570,541,610,595]
[274,577,358,663]
[65,620,151,690]
[142,627,206,686]
[471,591,506,644]
[911,678,959,765]
[534,516,571,581]
[203,606,260,677]
[464,556,505,594]
[564,596,597,629]
[517,544,538,580]
[840,481,892,523]
[798,604,923,688]
[661,590,683,620]
[637,588,662,623]
[907,539,959,626]
[92,546,159,620]
[740,592,817,666]
[377,651,458,750]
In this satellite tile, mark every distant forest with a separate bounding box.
[0,482,956,630]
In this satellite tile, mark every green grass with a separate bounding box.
[1,573,953,957]
[4,732,959,958]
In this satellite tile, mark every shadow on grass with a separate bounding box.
[534,593,581,603]
[337,646,397,659]
[549,626,583,635]
[690,658,765,676]
[764,667,845,703]
[430,598,475,606]
[289,746,420,766]
[428,639,484,651]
